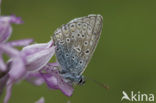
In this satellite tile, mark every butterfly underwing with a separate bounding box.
[53,14,103,85]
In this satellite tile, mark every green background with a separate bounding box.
[1,0,156,103]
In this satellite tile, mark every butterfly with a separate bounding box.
[53,14,103,85]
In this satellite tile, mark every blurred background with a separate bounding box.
[0,0,156,103]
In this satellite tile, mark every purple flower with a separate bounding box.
[0,1,74,103]
[0,15,32,72]
[0,15,33,79]
[0,15,23,43]
[22,42,73,96]
[21,40,55,71]
[0,14,33,103]
[40,63,73,96]
[1,39,74,103]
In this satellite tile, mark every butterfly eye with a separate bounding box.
[65,53,69,57]
[70,24,75,28]
[84,41,88,46]
[66,38,70,43]
[81,33,85,38]
[59,40,65,45]
[85,49,90,55]
[79,60,83,64]
[82,23,87,30]
[77,33,81,37]
[72,56,75,60]
[77,22,82,28]
[70,23,76,31]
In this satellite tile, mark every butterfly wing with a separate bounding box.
[53,14,103,77]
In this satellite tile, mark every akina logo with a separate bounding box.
[121,91,154,102]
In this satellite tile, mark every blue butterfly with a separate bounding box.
[53,14,103,85]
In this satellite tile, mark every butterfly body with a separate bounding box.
[53,14,103,85]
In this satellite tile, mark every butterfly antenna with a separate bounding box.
[86,76,109,90]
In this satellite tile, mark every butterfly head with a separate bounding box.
[69,75,86,85]
[77,75,85,85]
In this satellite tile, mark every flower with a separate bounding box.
[0,1,34,102]
[0,73,8,97]
[0,14,33,101]
[22,43,73,96]
[0,15,24,43]
[40,63,74,96]
[0,1,74,103]
[21,40,55,71]
[1,40,56,103]
[1,38,74,103]
[0,14,33,102]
